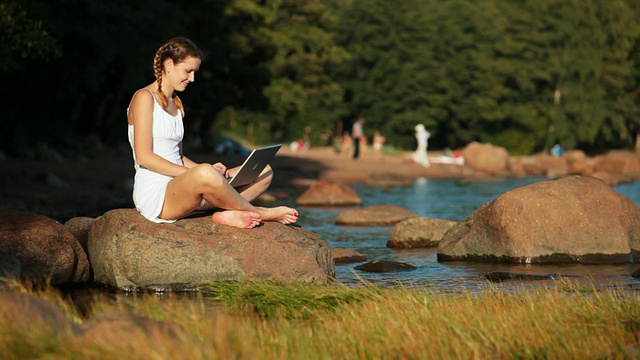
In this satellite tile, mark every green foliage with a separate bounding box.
[2,0,640,154]
[0,1,60,72]
[333,0,640,153]
[201,281,370,319]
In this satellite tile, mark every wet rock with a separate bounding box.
[332,247,367,264]
[438,175,640,264]
[387,217,457,249]
[295,179,363,207]
[365,172,413,189]
[485,271,563,282]
[0,210,90,284]
[89,209,335,290]
[335,204,419,226]
[355,259,416,273]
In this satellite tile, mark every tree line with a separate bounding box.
[3,0,639,155]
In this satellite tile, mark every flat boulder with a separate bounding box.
[438,175,640,264]
[387,217,458,249]
[331,247,367,264]
[0,210,90,284]
[89,209,335,290]
[354,259,417,273]
[365,172,413,189]
[335,205,419,226]
[295,179,363,207]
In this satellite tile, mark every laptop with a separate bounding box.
[228,144,282,187]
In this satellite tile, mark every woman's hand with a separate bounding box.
[212,162,229,178]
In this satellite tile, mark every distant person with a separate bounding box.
[321,129,337,153]
[413,124,430,167]
[352,117,365,159]
[373,131,386,160]
[127,37,297,228]
[302,125,311,152]
[341,131,352,157]
[551,144,564,157]
[359,131,369,158]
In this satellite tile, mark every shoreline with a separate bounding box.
[2,144,633,223]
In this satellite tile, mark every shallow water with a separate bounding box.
[291,176,640,291]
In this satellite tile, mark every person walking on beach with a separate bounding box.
[127,37,298,229]
[373,131,385,160]
[351,117,365,159]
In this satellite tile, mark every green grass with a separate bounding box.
[1,278,640,359]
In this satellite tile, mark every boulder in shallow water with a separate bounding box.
[331,247,367,264]
[354,259,416,273]
[438,175,640,264]
[387,217,457,249]
[89,209,335,290]
[295,179,363,207]
[365,172,413,189]
[335,205,419,226]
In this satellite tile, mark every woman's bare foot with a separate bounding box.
[212,210,261,229]
[256,206,299,225]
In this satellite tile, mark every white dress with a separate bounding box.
[127,90,184,223]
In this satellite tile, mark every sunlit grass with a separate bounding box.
[1,277,640,359]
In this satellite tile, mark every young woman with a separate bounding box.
[127,37,298,228]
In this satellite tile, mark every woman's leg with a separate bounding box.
[160,164,297,228]
[233,165,273,202]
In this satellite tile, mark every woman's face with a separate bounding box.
[166,56,201,92]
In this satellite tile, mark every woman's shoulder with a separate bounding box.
[130,87,157,108]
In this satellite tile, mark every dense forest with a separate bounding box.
[2,0,639,155]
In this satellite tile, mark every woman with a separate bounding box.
[127,37,298,228]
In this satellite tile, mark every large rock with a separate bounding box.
[461,142,509,174]
[0,210,90,284]
[438,175,640,264]
[335,205,419,226]
[295,179,363,207]
[89,209,335,290]
[593,150,640,179]
[387,218,458,249]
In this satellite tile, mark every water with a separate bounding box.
[293,177,640,291]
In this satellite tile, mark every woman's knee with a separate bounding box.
[188,164,227,187]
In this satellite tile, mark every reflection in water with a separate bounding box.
[293,177,640,291]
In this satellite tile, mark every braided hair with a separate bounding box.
[152,37,203,117]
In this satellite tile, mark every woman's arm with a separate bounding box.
[129,90,190,177]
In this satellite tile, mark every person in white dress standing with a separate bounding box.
[127,37,298,228]
[413,124,431,167]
